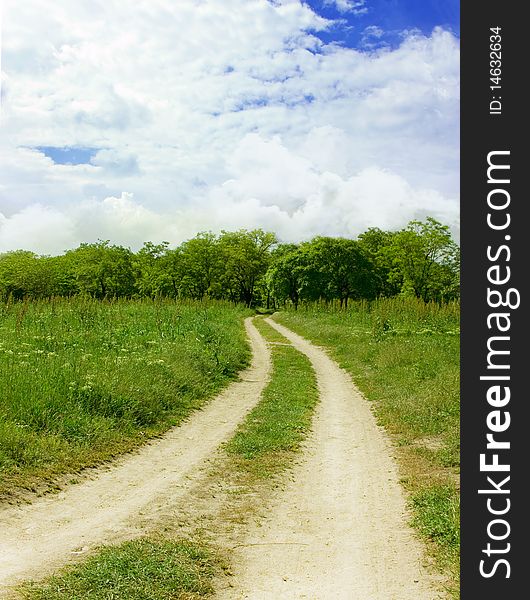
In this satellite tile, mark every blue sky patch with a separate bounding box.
[306,0,459,49]
[35,146,99,165]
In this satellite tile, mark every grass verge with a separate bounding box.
[273,298,460,597]
[19,538,219,600]
[17,317,319,600]
[0,298,251,500]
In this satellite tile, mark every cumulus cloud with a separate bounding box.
[0,194,170,255]
[0,137,459,255]
[0,0,459,254]
[0,205,77,255]
[202,134,459,242]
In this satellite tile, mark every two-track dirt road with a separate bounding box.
[215,318,440,599]
[0,316,441,599]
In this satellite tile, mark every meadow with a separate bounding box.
[274,297,460,594]
[0,298,251,499]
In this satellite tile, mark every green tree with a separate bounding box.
[66,241,135,298]
[160,248,185,298]
[179,232,222,300]
[266,244,303,308]
[134,241,171,298]
[0,251,59,300]
[218,229,277,307]
[300,237,375,307]
[357,227,400,297]
[384,218,460,302]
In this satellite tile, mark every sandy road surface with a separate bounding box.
[215,317,441,600]
[0,317,270,597]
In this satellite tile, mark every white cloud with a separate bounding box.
[90,149,140,176]
[324,0,368,15]
[360,25,386,49]
[363,25,384,38]
[0,193,173,255]
[0,204,77,255]
[0,0,459,254]
[203,135,459,242]
[0,137,459,255]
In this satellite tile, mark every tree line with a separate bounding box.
[0,217,459,306]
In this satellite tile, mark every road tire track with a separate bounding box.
[215,317,442,600]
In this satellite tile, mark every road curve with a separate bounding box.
[215,317,442,600]
[0,317,271,598]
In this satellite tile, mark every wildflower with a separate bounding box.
[147,358,165,366]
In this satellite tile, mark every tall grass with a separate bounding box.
[274,297,460,596]
[0,298,251,498]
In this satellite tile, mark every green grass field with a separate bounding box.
[273,298,460,595]
[0,298,251,499]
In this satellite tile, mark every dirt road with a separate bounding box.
[0,316,441,599]
[0,318,270,597]
[215,317,441,599]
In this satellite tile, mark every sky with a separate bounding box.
[0,0,460,255]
